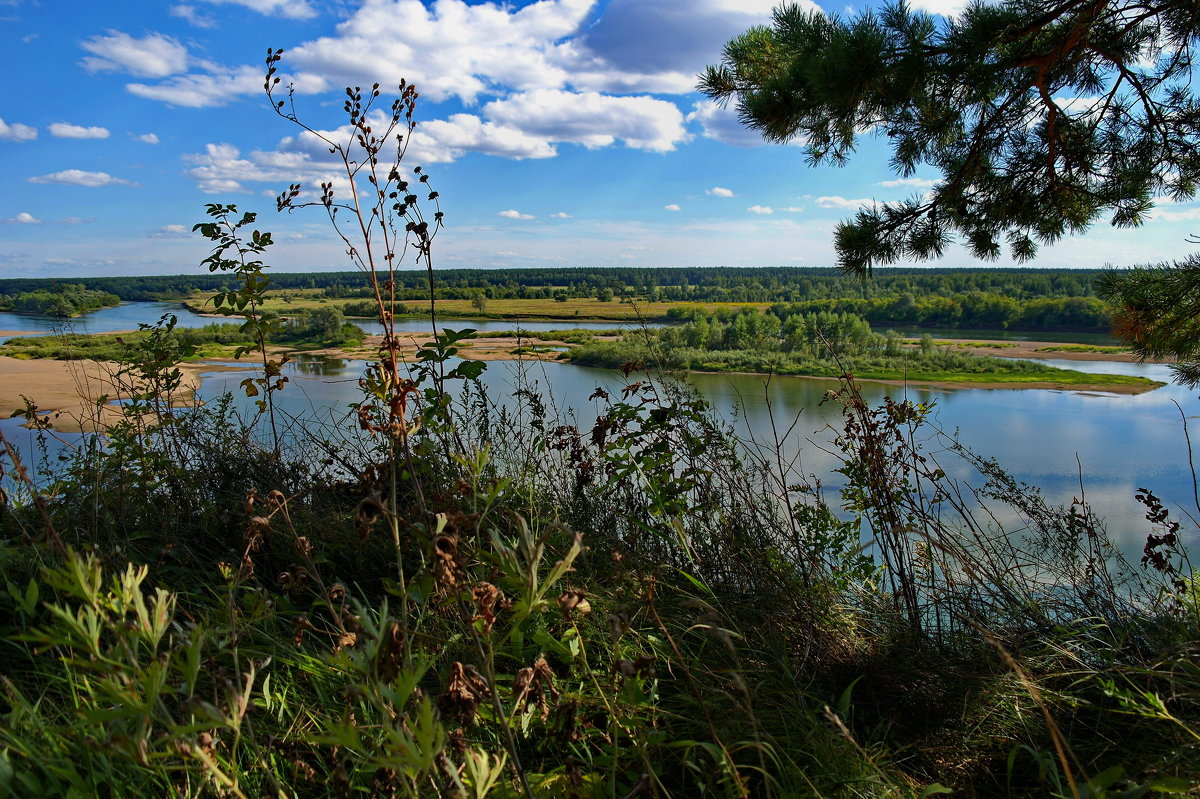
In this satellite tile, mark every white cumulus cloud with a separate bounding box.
[816,195,872,209]
[664,203,681,211]
[707,187,734,197]
[0,118,37,142]
[184,141,333,193]
[498,209,535,220]
[483,90,688,152]
[287,0,592,104]
[3,212,40,224]
[49,123,111,139]
[134,132,161,144]
[28,170,134,187]
[80,31,190,78]
[550,212,572,218]
[747,205,773,214]
[574,0,820,94]
[412,114,558,161]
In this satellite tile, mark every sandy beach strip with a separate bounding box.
[922,337,1162,363]
[0,356,212,434]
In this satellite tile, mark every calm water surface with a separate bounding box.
[0,302,216,335]
[188,355,1196,558]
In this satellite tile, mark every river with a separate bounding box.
[0,301,656,337]
[1,302,1194,563]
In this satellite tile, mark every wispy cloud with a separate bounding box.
[550,212,572,219]
[747,205,773,214]
[815,195,872,209]
[150,224,194,238]
[876,177,937,189]
[197,0,317,20]
[28,170,135,188]
[170,4,218,27]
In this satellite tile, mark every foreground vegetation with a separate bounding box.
[1,323,1194,797]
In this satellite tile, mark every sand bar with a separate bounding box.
[0,356,212,434]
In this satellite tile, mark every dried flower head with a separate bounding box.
[512,657,559,720]
[438,662,491,726]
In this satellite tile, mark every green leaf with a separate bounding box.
[1145,776,1195,794]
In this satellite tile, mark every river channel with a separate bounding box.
[1,302,1194,564]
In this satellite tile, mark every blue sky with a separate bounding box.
[0,0,1196,279]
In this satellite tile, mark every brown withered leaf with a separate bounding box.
[556,589,591,621]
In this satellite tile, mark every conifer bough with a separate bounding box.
[701,0,1200,275]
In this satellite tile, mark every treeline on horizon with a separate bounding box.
[0,266,1117,331]
[0,265,1105,300]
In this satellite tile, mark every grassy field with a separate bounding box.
[183,291,770,322]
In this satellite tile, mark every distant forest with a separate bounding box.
[0,283,120,317]
[0,266,1117,331]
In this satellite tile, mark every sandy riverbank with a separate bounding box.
[932,338,1159,363]
[0,356,224,434]
[0,334,562,432]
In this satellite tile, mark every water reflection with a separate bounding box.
[192,354,1196,561]
[292,354,349,375]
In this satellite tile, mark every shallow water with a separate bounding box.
[185,354,1195,559]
